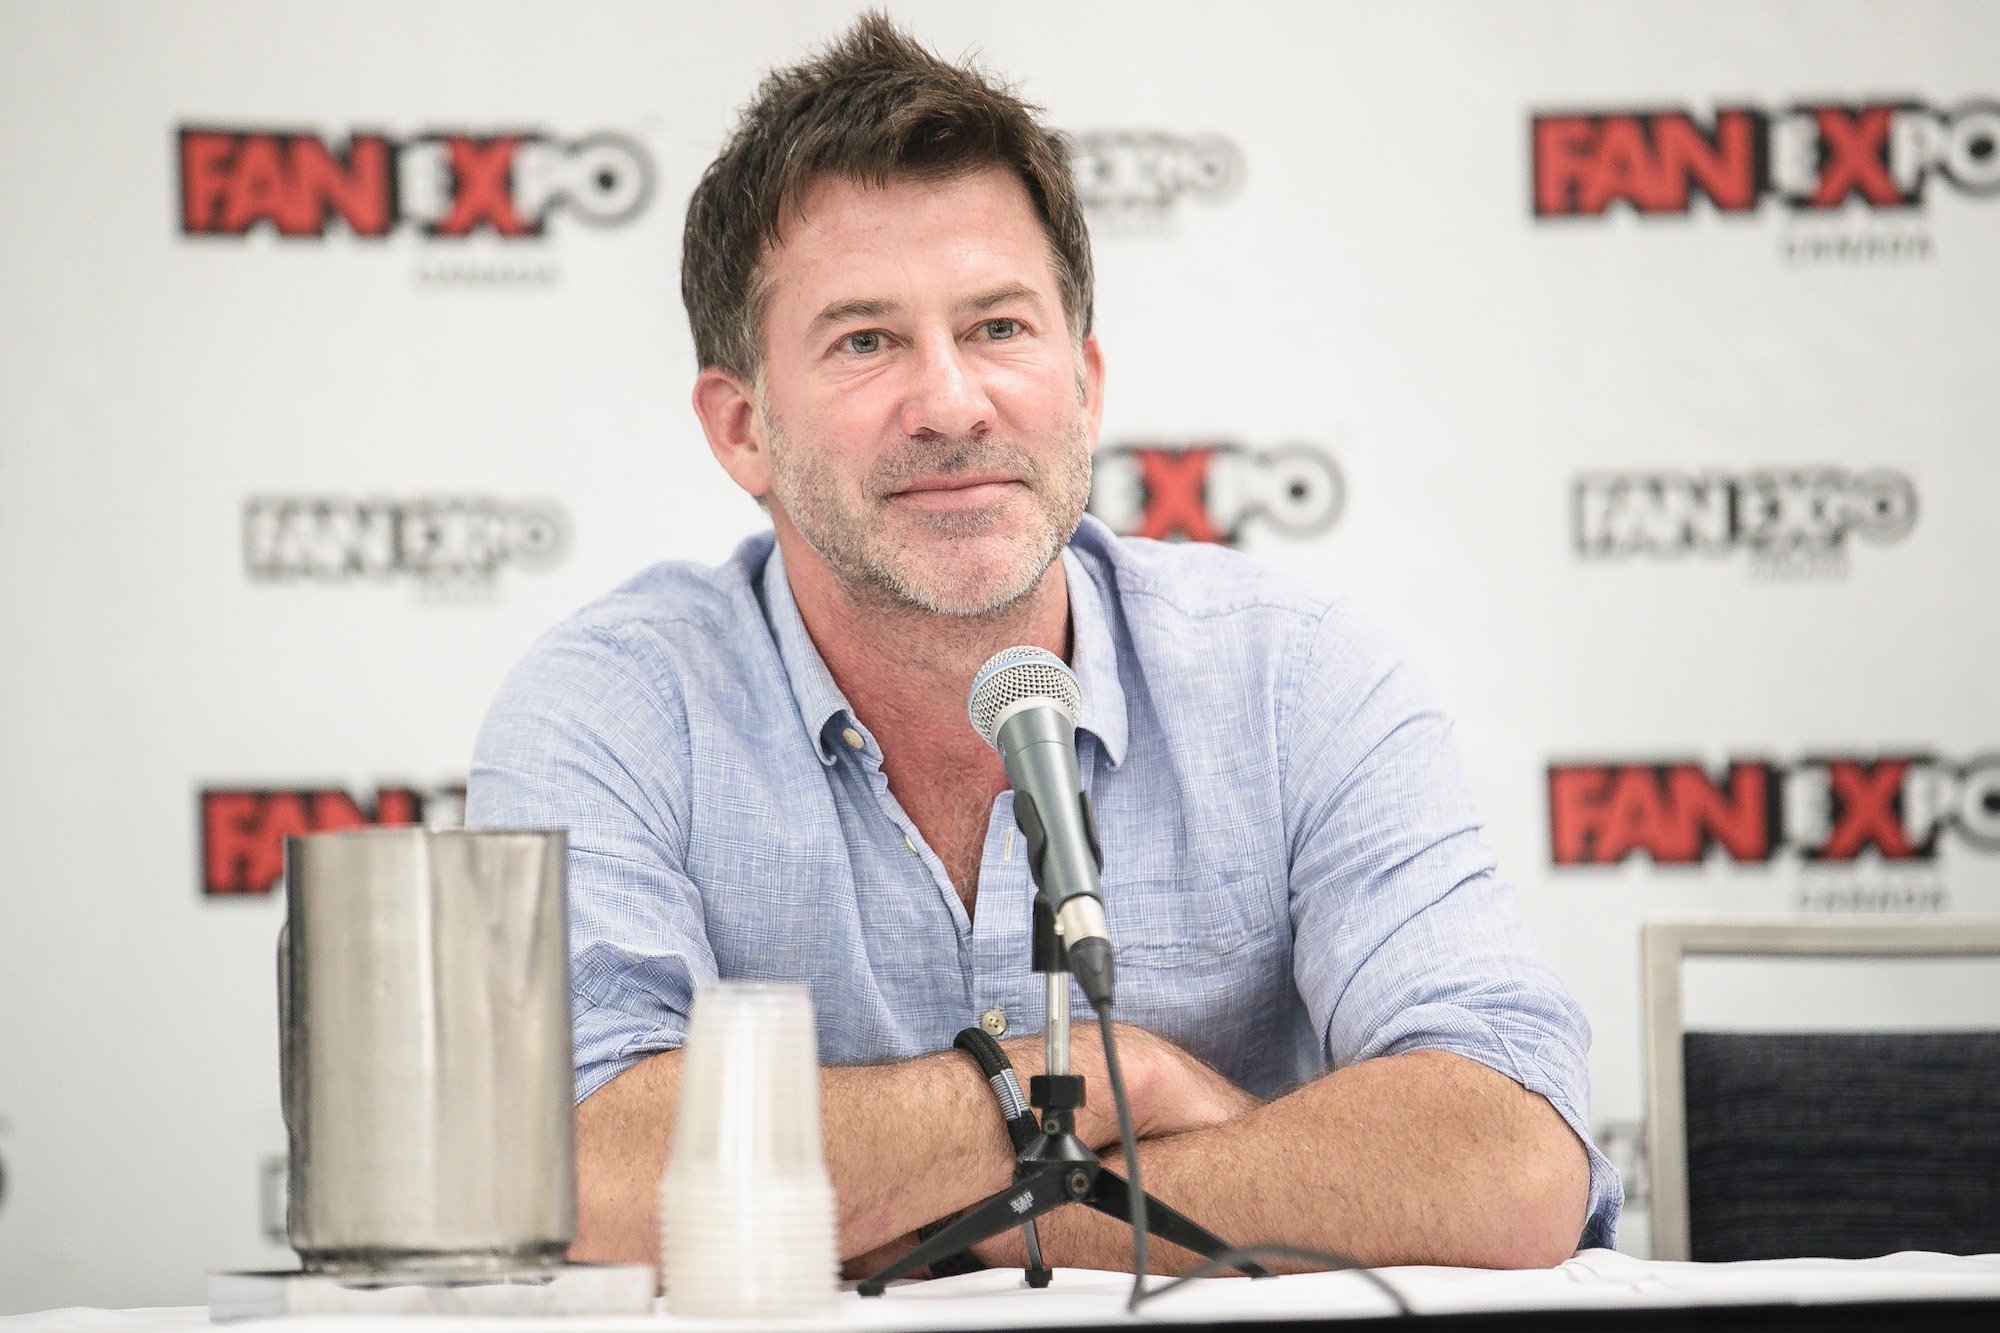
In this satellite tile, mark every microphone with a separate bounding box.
[966,646,1115,1010]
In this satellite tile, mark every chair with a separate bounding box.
[1642,915,2000,1262]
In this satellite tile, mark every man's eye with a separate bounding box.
[842,331,883,354]
[983,318,1018,340]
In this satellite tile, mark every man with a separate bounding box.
[470,13,1619,1276]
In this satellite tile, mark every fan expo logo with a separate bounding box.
[1573,467,1915,579]
[1549,755,2000,871]
[244,495,568,600]
[1532,99,1999,262]
[1088,442,1343,546]
[1069,131,1244,232]
[179,125,653,284]
[202,785,465,897]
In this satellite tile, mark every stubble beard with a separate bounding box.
[763,411,1094,619]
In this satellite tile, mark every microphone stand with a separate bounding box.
[859,810,1269,1294]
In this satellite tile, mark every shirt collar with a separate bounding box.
[756,525,1131,770]
[758,540,856,766]
[1061,535,1130,770]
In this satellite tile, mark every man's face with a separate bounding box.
[745,168,1100,617]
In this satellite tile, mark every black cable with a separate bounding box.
[1095,1006,1149,1312]
[1092,1019,1408,1317]
[1130,1243,1411,1316]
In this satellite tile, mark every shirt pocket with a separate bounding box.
[1099,866,1277,963]
[1094,868,1293,1077]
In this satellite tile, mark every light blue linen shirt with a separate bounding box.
[469,515,1620,1248]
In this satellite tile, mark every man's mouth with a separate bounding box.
[887,473,1023,508]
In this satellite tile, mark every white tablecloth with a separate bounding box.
[10,1250,2000,1332]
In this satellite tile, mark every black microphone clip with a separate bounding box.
[1014,788,1114,1008]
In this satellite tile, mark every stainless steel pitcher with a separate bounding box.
[278,827,574,1273]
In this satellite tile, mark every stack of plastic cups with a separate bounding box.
[659,982,838,1318]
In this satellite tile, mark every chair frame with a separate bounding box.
[1641,913,2000,1262]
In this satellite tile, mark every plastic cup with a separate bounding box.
[658,982,837,1318]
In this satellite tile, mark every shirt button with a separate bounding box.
[841,727,865,750]
[980,1007,1008,1038]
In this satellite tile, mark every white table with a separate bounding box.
[9,1251,2000,1332]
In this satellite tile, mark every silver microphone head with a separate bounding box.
[966,646,1082,748]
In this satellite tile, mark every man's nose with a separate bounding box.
[899,335,994,440]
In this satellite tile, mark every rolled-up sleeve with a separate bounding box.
[1281,602,1622,1251]
[468,626,717,1103]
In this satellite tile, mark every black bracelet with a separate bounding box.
[913,1026,1039,1278]
[953,1025,1039,1153]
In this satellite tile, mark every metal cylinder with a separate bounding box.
[278,827,574,1273]
[1045,973,1071,1076]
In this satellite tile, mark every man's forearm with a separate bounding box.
[981,1049,1590,1274]
[572,1045,1019,1267]
[570,1020,1242,1271]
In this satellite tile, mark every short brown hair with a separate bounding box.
[681,11,1094,378]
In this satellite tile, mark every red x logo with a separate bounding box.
[432,136,532,236]
[1133,448,1223,543]
[1818,759,1916,859]
[1809,106,1908,208]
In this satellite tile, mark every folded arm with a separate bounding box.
[972,1041,1589,1273]
[569,1021,1246,1267]
[571,1045,1004,1266]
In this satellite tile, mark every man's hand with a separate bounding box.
[830,1026,1262,1280]
[960,1025,1261,1271]
[1001,1022,1261,1150]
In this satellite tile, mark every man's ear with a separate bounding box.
[692,365,773,499]
[1080,334,1106,443]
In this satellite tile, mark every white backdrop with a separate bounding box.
[4,0,1998,1312]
